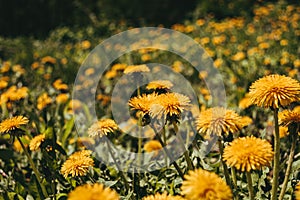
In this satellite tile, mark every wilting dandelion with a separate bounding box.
[181,168,232,200]
[61,150,94,178]
[68,183,119,200]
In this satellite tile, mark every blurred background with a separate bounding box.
[1,0,298,38]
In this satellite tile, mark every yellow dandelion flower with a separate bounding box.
[2,86,28,102]
[295,183,300,200]
[196,107,245,137]
[13,136,30,152]
[279,110,300,127]
[68,183,119,200]
[240,116,253,127]
[29,134,45,151]
[276,126,289,138]
[56,93,69,104]
[76,137,95,149]
[0,80,8,89]
[41,56,56,64]
[249,74,300,108]
[150,93,191,118]
[143,192,186,200]
[181,168,232,200]
[1,61,11,73]
[144,140,162,153]
[128,93,158,115]
[124,64,150,74]
[0,116,29,134]
[81,40,91,50]
[53,79,68,90]
[231,52,245,61]
[88,119,118,138]
[223,136,274,172]
[61,150,94,178]
[68,99,82,114]
[239,95,252,110]
[146,80,174,90]
[37,93,52,110]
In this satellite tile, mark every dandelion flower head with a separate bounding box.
[0,116,29,134]
[88,119,118,138]
[143,192,186,200]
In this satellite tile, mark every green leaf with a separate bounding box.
[61,117,74,147]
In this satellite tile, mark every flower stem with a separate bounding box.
[218,139,231,188]
[271,108,280,200]
[106,138,130,191]
[246,171,255,200]
[151,124,185,179]
[278,131,297,200]
[176,130,194,170]
[17,136,49,198]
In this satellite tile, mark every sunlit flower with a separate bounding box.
[150,93,191,118]
[231,52,245,61]
[1,86,28,102]
[81,40,91,49]
[196,107,245,138]
[295,183,300,200]
[249,74,300,108]
[223,136,274,172]
[13,136,30,152]
[143,192,186,200]
[128,93,158,116]
[279,110,300,127]
[181,168,232,200]
[37,93,52,110]
[144,140,163,153]
[276,126,289,138]
[29,134,45,151]
[146,80,174,91]
[0,116,29,134]
[68,183,119,200]
[53,79,68,90]
[124,64,150,74]
[238,96,252,109]
[76,137,95,149]
[0,80,8,89]
[68,99,82,113]
[61,150,94,178]
[88,119,118,138]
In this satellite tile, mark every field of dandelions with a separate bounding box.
[1,2,300,200]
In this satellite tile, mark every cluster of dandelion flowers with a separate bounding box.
[181,168,232,200]
[61,150,94,178]
[196,107,245,138]
[279,110,300,128]
[223,136,274,172]
[249,74,300,108]
[295,183,300,200]
[88,119,118,138]
[143,192,186,200]
[29,134,45,151]
[0,116,29,135]
[68,183,119,200]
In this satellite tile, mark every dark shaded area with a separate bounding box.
[0,0,299,38]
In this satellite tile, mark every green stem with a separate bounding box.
[151,124,185,179]
[218,139,231,188]
[278,131,297,200]
[231,168,238,192]
[246,171,255,200]
[271,108,280,200]
[176,130,194,170]
[17,137,49,198]
[106,139,130,191]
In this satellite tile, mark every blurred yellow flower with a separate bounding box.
[68,183,119,200]
[81,40,91,49]
[181,168,232,200]
[231,52,245,61]
[37,93,52,110]
[56,93,69,104]
[41,56,56,64]
[0,116,29,134]
[124,64,150,74]
[0,80,8,89]
[280,39,288,46]
[88,119,118,138]
[144,140,162,153]
[249,74,300,108]
[278,110,300,127]
[223,136,274,172]
[295,183,300,200]
[61,150,94,178]
[29,134,45,151]
[238,95,252,110]
[1,61,11,73]
[53,79,68,90]
[196,107,245,137]
[143,193,185,200]
[294,59,300,68]
[12,65,25,74]
[146,80,173,91]
[277,126,289,138]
